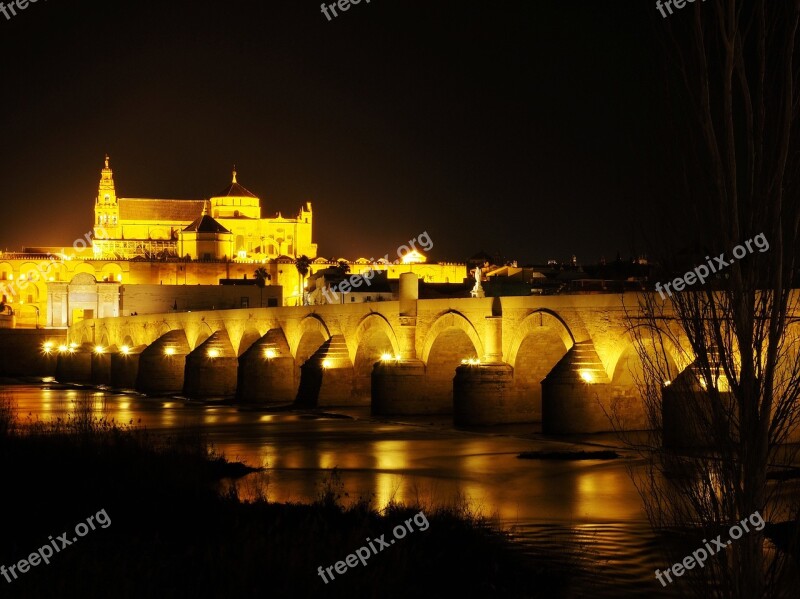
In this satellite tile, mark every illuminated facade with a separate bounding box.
[92,156,317,261]
[0,156,467,326]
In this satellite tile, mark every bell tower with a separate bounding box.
[94,154,120,246]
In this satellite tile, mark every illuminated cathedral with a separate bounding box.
[92,156,317,261]
[0,156,465,327]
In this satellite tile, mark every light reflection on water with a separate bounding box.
[7,384,673,597]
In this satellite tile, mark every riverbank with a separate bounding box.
[0,391,574,598]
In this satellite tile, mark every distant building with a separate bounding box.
[0,156,467,326]
[92,156,317,261]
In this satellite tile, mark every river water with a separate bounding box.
[6,383,675,598]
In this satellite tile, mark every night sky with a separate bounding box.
[0,0,671,264]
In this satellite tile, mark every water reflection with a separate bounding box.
[6,383,668,597]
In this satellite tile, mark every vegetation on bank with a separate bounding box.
[0,394,573,598]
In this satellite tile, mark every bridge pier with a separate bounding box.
[91,351,112,385]
[184,331,237,399]
[453,315,536,425]
[110,348,141,390]
[371,272,435,414]
[453,362,517,425]
[237,329,295,404]
[55,346,92,383]
[371,359,431,414]
[295,335,355,407]
[136,330,190,395]
[542,340,614,434]
[662,363,735,448]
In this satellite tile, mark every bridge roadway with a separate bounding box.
[59,274,692,433]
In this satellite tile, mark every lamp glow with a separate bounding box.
[380,353,394,362]
[322,359,332,369]
[120,345,131,355]
[58,344,68,353]
[264,348,276,359]
[164,347,176,356]
[580,370,594,383]
[207,348,220,358]
[94,345,105,354]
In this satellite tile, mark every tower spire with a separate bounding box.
[232,165,237,184]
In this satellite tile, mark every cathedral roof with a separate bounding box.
[119,198,207,221]
[183,214,231,234]
[214,168,258,199]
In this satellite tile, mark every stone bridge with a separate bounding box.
[59,275,691,433]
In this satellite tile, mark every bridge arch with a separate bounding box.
[609,324,687,386]
[507,309,576,422]
[96,324,111,348]
[185,320,214,350]
[507,309,575,366]
[351,313,400,361]
[421,310,483,364]
[421,310,483,410]
[236,326,264,356]
[291,314,332,359]
[351,313,400,401]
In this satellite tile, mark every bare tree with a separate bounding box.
[619,2,800,597]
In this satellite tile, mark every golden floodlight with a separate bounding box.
[164,347,176,356]
[380,353,394,362]
[207,348,220,359]
[322,359,332,369]
[94,345,105,355]
[120,345,131,355]
[264,348,277,359]
[580,370,594,383]
[401,250,426,264]
[42,341,54,354]
[58,344,69,353]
